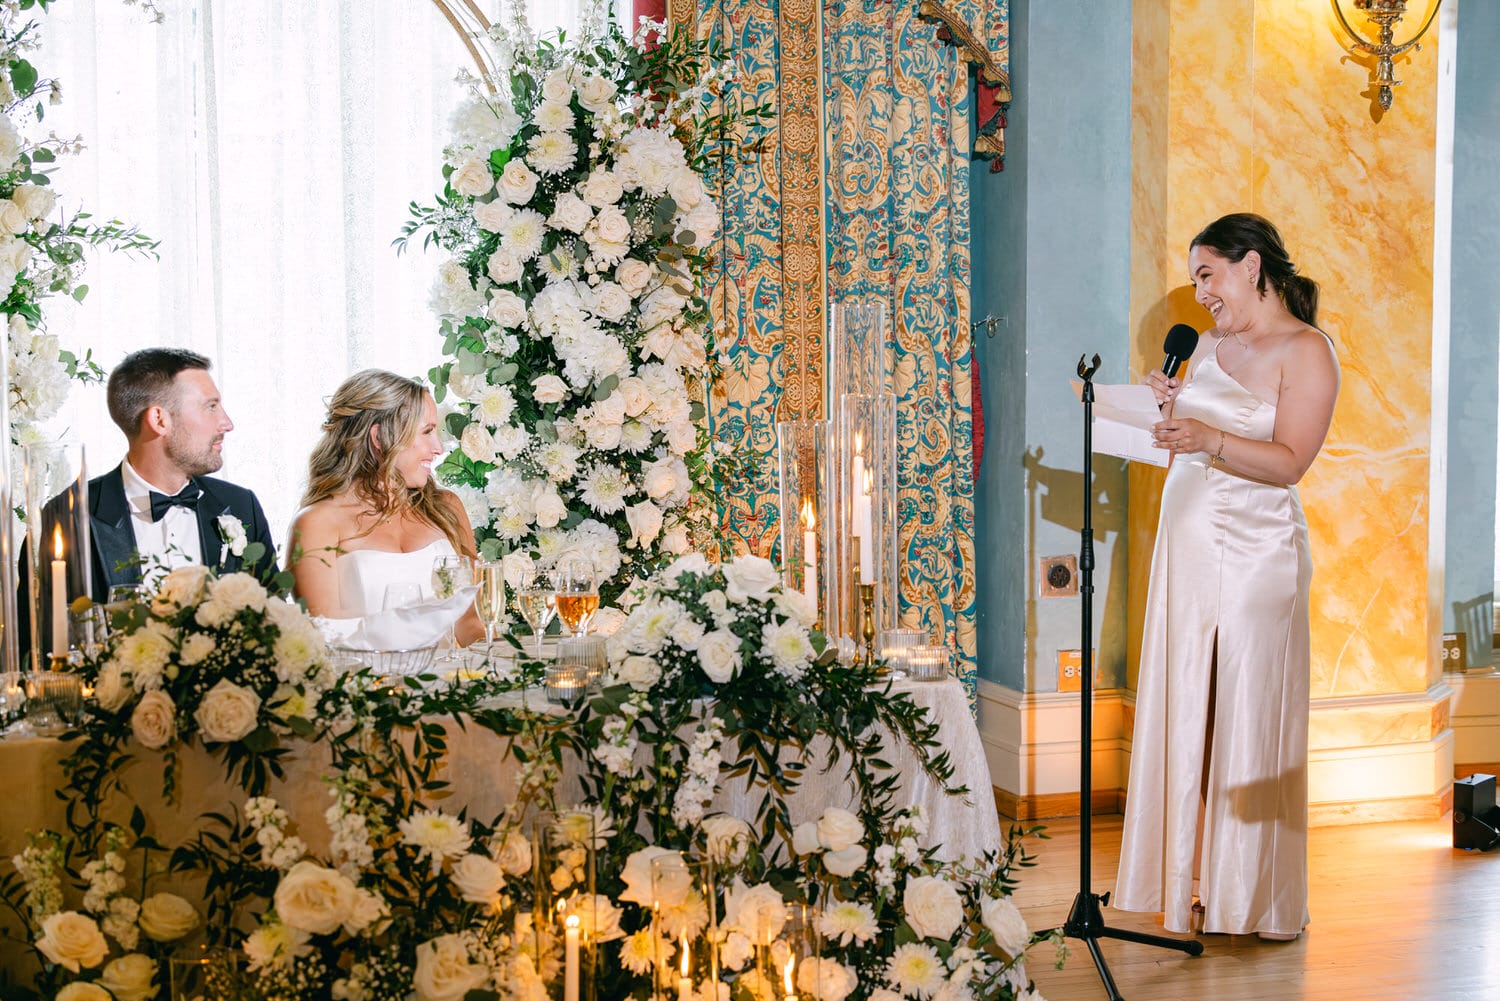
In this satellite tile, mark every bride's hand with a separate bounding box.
[1151,416,1215,455]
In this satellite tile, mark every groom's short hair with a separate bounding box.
[107,348,213,437]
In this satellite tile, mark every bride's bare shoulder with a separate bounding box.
[289,496,361,540]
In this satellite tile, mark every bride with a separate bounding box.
[287,369,484,646]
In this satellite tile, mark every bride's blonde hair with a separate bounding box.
[302,369,467,552]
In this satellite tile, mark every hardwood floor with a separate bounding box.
[1009,812,1500,1001]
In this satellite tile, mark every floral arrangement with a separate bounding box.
[0,3,158,453]
[71,564,335,797]
[401,0,766,602]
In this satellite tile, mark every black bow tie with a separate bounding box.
[148,484,202,522]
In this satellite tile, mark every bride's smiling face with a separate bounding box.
[389,392,443,488]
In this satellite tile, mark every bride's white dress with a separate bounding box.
[332,538,457,617]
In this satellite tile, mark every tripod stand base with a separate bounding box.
[1056,891,1203,1001]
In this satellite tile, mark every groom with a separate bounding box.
[85,348,277,598]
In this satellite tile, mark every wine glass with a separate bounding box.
[475,560,512,653]
[382,582,422,611]
[513,567,556,657]
[554,557,598,637]
[431,555,474,650]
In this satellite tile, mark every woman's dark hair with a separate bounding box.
[1191,213,1319,326]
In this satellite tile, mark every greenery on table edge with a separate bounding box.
[1,562,1056,1001]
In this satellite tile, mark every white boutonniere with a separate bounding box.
[216,514,248,563]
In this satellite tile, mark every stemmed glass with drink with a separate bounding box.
[514,568,557,657]
[431,554,474,651]
[554,557,599,637]
[475,560,512,653]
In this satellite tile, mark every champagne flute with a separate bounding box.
[431,555,474,650]
[514,568,556,657]
[475,560,511,653]
[554,557,599,637]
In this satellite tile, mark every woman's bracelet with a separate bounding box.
[1211,430,1227,465]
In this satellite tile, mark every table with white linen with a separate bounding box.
[0,677,999,864]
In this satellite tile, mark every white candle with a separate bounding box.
[678,933,692,1001]
[801,501,818,611]
[50,526,67,655]
[857,470,874,584]
[783,955,797,1001]
[850,434,868,538]
[564,915,580,1001]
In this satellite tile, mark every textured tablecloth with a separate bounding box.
[0,678,999,863]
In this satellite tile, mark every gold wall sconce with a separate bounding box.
[1333,0,1444,112]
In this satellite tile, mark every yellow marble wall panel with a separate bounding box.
[1309,701,1445,752]
[1128,0,1441,701]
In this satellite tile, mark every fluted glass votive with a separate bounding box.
[905,645,950,682]
[878,628,927,679]
[545,662,589,706]
[557,635,608,691]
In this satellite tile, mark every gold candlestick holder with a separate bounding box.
[858,582,876,669]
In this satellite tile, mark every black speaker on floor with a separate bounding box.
[1454,773,1500,851]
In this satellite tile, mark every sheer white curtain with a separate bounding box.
[35,0,586,546]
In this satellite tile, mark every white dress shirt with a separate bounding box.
[121,460,203,579]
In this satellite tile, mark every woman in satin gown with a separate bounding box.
[1113,214,1340,941]
[287,369,484,645]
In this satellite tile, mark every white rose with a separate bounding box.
[615,258,652,295]
[532,484,566,529]
[207,572,267,614]
[486,288,527,328]
[591,206,631,245]
[791,822,821,856]
[194,679,261,743]
[823,845,867,878]
[816,807,864,852]
[643,461,681,502]
[618,846,680,907]
[531,373,569,403]
[661,524,690,555]
[37,911,109,972]
[486,248,524,285]
[667,167,705,209]
[548,191,593,234]
[274,861,356,936]
[702,815,751,865]
[495,159,539,205]
[696,629,741,684]
[576,74,618,113]
[129,689,177,750]
[414,934,489,1001]
[138,892,200,942]
[727,881,786,945]
[493,830,533,877]
[451,854,505,905]
[98,953,158,1001]
[450,156,494,197]
[178,632,217,666]
[981,895,1031,957]
[153,563,211,613]
[473,197,513,233]
[617,654,661,691]
[11,183,57,222]
[460,423,497,464]
[579,169,623,208]
[591,281,632,322]
[93,662,130,713]
[796,957,858,1001]
[616,377,651,417]
[903,875,964,940]
[624,500,663,549]
[56,985,111,1001]
[344,887,388,936]
[0,199,28,235]
[541,69,573,103]
[722,555,780,603]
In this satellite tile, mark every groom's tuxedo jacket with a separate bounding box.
[84,464,279,600]
[16,464,278,655]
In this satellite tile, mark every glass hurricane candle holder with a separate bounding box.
[557,635,608,691]
[545,662,589,707]
[21,442,90,670]
[776,419,833,630]
[877,627,927,679]
[651,853,718,1001]
[533,810,599,1001]
[905,645,950,682]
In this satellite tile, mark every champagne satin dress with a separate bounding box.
[1113,348,1311,937]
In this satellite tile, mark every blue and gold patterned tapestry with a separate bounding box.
[675,0,1008,697]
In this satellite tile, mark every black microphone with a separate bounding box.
[1161,323,1199,377]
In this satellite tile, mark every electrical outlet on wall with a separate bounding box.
[1039,555,1078,597]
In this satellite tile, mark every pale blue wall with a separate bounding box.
[1444,0,1500,665]
[971,0,1133,690]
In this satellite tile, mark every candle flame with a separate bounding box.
[565,914,579,930]
[52,524,63,560]
[680,932,690,976]
[853,430,863,455]
[862,469,872,495]
[783,956,795,993]
[802,498,815,530]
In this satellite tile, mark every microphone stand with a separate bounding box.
[1056,354,1202,1001]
